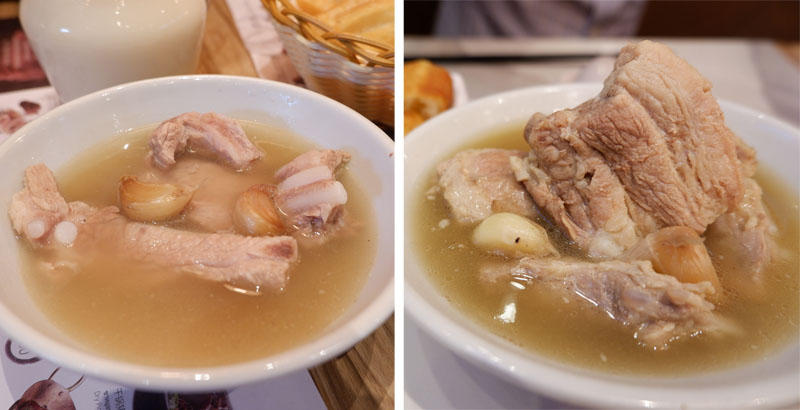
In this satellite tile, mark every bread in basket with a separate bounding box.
[263,0,394,126]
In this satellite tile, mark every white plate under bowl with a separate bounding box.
[0,75,394,391]
[405,83,799,409]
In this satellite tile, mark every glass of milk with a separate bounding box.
[20,0,207,102]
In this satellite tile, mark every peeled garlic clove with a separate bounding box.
[118,176,195,222]
[472,212,559,258]
[233,184,284,236]
[623,226,720,290]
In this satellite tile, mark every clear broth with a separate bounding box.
[411,122,800,376]
[21,121,377,367]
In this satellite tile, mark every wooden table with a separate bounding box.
[197,1,395,409]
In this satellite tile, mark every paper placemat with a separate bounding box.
[0,325,327,409]
[0,85,58,142]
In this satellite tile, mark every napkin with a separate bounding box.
[225,0,301,85]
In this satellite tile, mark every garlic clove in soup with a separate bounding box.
[472,212,559,258]
[233,184,285,236]
[118,176,196,222]
[622,226,721,290]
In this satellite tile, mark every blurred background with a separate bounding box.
[404,0,799,129]
[407,0,798,40]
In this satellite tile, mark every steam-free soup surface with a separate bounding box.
[21,121,376,367]
[412,122,800,375]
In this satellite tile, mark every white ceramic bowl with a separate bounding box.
[0,75,394,391]
[405,83,800,409]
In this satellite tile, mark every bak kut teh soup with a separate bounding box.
[410,41,799,375]
[10,112,377,367]
[412,124,800,376]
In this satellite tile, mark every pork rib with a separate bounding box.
[9,164,298,288]
[148,112,263,170]
[511,126,647,257]
[121,222,297,289]
[438,148,538,224]
[517,41,747,257]
[275,149,351,234]
[8,163,70,243]
[274,149,350,182]
[511,258,730,348]
[76,214,299,289]
[705,177,776,298]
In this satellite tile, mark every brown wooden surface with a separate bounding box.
[309,315,395,410]
[197,0,258,77]
[199,1,395,409]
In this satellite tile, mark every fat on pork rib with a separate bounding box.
[148,112,263,170]
[274,149,350,234]
[8,164,298,289]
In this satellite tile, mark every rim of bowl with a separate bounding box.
[405,82,800,409]
[0,74,394,391]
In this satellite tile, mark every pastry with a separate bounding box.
[404,59,453,134]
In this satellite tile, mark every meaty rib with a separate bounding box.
[517,41,747,256]
[438,148,538,224]
[275,149,351,234]
[148,112,263,170]
[121,223,298,289]
[9,164,298,288]
[511,258,729,348]
[79,211,298,289]
[511,124,648,257]
[8,164,70,243]
[582,42,743,228]
[77,215,298,289]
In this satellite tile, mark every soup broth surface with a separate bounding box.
[21,121,377,367]
[412,122,799,375]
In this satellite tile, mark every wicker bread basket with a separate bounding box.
[262,0,394,126]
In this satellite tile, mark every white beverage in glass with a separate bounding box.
[20,0,207,102]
